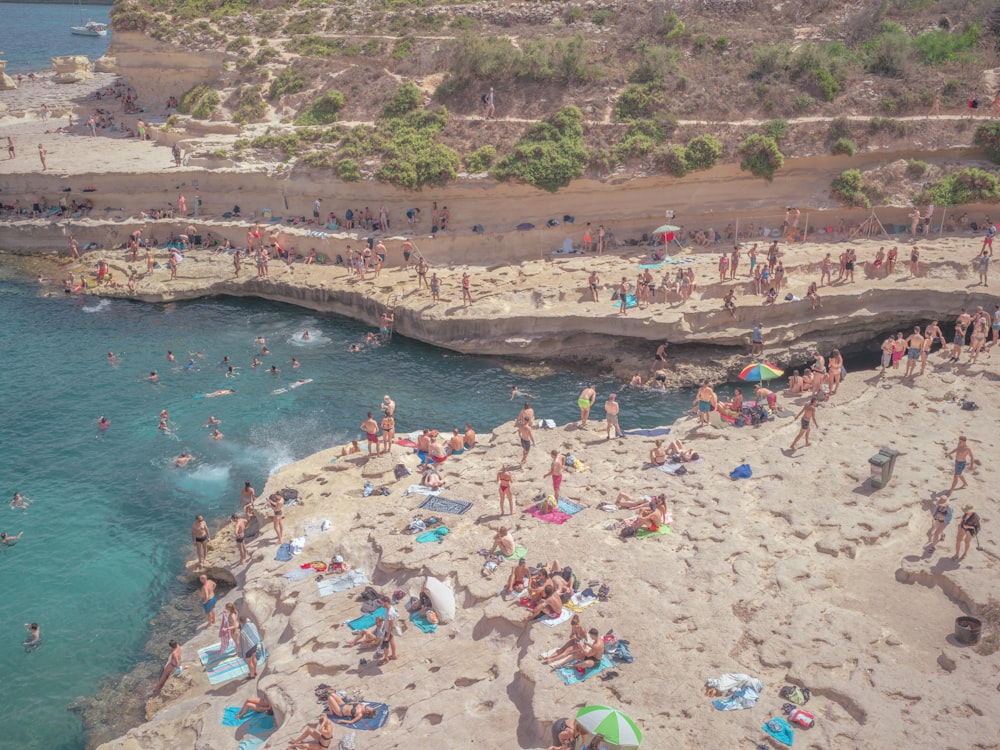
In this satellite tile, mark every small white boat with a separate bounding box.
[71,20,109,37]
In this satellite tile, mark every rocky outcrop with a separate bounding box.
[51,55,94,84]
[0,59,17,91]
[106,31,224,108]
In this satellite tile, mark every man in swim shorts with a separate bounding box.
[694,383,717,427]
[517,420,534,469]
[604,393,624,439]
[360,412,380,456]
[543,450,565,495]
[904,326,924,378]
[944,436,975,495]
[232,514,248,565]
[200,574,217,627]
[577,386,596,427]
[789,397,820,452]
[191,514,210,566]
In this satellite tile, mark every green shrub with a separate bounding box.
[792,95,815,112]
[714,37,729,51]
[916,168,1000,205]
[764,119,788,142]
[443,32,596,86]
[751,43,791,78]
[629,42,681,84]
[566,6,584,23]
[692,34,710,53]
[613,82,667,121]
[831,137,856,156]
[336,158,362,182]
[392,36,414,59]
[163,114,178,131]
[862,22,911,77]
[492,106,587,192]
[283,11,322,36]
[294,91,346,126]
[212,148,229,159]
[249,132,302,158]
[654,144,687,177]
[587,148,611,174]
[464,145,497,173]
[656,11,686,40]
[831,168,870,207]
[289,35,360,58]
[191,90,220,119]
[383,82,422,119]
[912,24,980,65]
[974,122,1000,163]
[226,35,251,52]
[906,159,929,177]
[827,117,853,142]
[299,150,334,169]
[178,83,212,114]
[232,85,267,125]
[790,42,852,102]
[451,15,476,30]
[268,67,304,101]
[362,39,382,56]
[683,134,722,171]
[738,134,784,181]
[593,9,613,26]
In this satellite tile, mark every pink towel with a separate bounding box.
[526,505,572,524]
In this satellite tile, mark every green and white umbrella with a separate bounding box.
[575,705,642,748]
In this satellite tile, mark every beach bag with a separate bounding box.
[779,685,811,705]
[611,640,634,663]
[730,464,753,480]
[788,707,815,728]
[620,522,638,538]
[961,399,978,411]
[734,415,746,427]
[394,463,411,480]
[360,586,381,602]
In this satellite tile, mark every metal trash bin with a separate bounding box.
[869,447,900,489]
[955,616,982,645]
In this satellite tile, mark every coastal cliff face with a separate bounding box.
[44,231,996,386]
[106,31,224,108]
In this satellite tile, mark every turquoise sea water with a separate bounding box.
[1,2,112,75]
[0,268,698,749]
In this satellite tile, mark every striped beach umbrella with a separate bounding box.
[575,705,642,748]
[738,362,784,382]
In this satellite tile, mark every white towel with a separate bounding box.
[403,484,441,497]
[305,519,331,536]
[290,536,305,555]
[540,609,574,627]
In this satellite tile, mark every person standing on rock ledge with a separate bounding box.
[191,515,210,567]
[750,322,764,357]
[360,412,381,457]
[200,574,217,628]
[577,386,596,427]
[151,639,182,695]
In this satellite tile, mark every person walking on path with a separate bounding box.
[483,87,495,119]
[6,137,14,160]
[954,504,981,561]
[37,144,47,171]
[789,397,820,452]
[944,436,975,496]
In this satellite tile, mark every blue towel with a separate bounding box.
[762,717,794,746]
[282,568,312,583]
[557,498,585,515]
[275,543,293,562]
[243,712,276,735]
[415,526,449,543]
[623,427,672,437]
[222,707,262,727]
[612,294,638,309]
[556,655,615,685]
[329,702,390,730]
[409,611,438,633]
[730,463,753,480]
[348,607,386,631]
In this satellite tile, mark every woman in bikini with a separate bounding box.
[497,466,514,515]
[819,253,832,286]
[649,439,667,465]
[326,693,377,725]
[968,318,989,362]
[542,614,590,668]
[827,349,843,396]
[287,713,334,749]
[886,246,898,274]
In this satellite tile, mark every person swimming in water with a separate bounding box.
[107,351,118,365]
[146,371,158,383]
[2,530,24,545]
[97,416,110,429]
[210,429,223,440]
[206,416,221,427]
[302,330,311,341]
[10,493,31,509]
[174,451,195,467]
[23,622,41,651]
[348,343,361,353]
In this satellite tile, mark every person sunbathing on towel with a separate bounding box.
[545,627,600,669]
[235,693,273,720]
[287,713,334,750]
[526,569,551,601]
[665,439,698,462]
[326,693,378,725]
[344,616,385,648]
[421,468,445,489]
[544,614,586,662]
[524,584,563,622]
[615,491,652,510]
